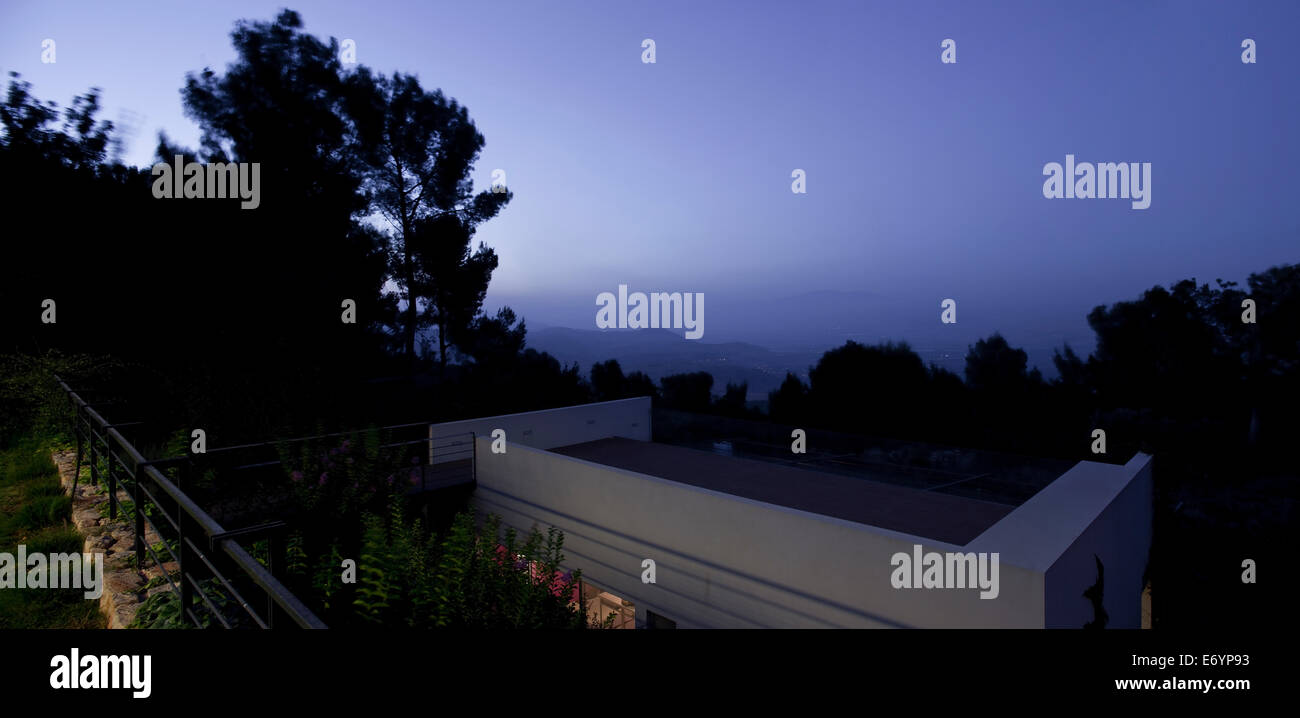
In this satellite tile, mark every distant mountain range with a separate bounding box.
[487,288,1096,398]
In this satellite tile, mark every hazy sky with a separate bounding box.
[3,0,1296,368]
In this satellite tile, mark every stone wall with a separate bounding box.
[54,450,177,629]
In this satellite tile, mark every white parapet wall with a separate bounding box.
[472,438,1050,628]
[427,397,651,463]
[465,400,1154,628]
[967,452,1154,629]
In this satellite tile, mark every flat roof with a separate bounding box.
[550,437,1015,545]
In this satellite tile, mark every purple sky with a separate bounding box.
[3,0,1297,370]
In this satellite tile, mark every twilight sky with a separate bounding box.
[3,0,1297,371]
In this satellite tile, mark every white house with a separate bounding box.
[430,397,1153,629]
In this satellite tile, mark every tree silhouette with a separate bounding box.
[1085,279,1240,417]
[660,372,714,413]
[346,69,511,367]
[715,381,752,418]
[767,372,809,424]
[176,9,391,351]
[590,359,627,401]
[457,306,527,374]
[807,340,930,439]
[964,333,1040,393]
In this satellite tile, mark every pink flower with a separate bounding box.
[290,470,303,482]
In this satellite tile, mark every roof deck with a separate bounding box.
[550,437,1015,545]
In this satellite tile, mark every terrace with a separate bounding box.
[454,397,1153,629]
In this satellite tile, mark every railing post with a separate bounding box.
[106,436,117,521]
[266,535,281,629]
[132,459,145,566]
[72,407,84,495]
[471,431,476,483]
[88,426,98,490]
[178,461,192,620]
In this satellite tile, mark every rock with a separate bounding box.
[51,448,157,630]
[104,572,143,595]
[107,556,134,572]
[73,509,101,530]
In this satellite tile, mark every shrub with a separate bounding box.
[0,351,117,448]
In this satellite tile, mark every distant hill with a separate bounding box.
[526,327,823,400]
[485,289,1093,382]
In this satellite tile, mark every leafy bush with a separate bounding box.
[349,506,588,629]
[130,591,191,629]
[277,494,591,628]
[279,428,411,529]
[130,578,238,629]
[0,351,117,448]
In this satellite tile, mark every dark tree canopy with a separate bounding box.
[767,372,809,424]
[0,10,531,440]
[807,340,930,438]
[964,333,1040,394]
[345,68,511,366]
[590,359,658,402]
[659,372,714,413]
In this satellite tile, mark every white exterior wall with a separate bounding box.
[473,439,1044,628]
[461,401,1153,629]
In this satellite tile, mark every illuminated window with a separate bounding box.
[580,580,635,629]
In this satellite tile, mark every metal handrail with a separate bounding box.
[57,375,481,628]
[57,375,328,629]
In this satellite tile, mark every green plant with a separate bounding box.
[0,351,118,448]
[279,429,408,529]
[130,591,190,629]
[142,538,179,567]
[343,506,588,629]
[23,525,84,556]
[141,570,181,592]
[3,446,57,485]
[23,481,67,500]
[9,494,71,531]
[0,442,105,629]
